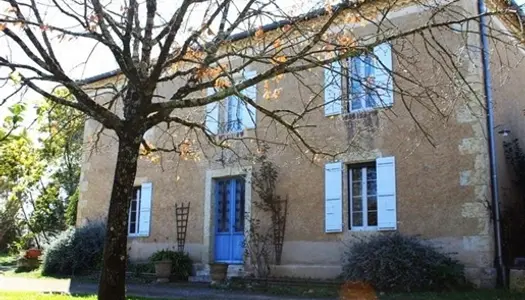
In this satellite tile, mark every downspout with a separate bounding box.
[477,0,506,287]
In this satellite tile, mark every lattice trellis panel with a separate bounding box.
[272,197,288,265]
[175,202,190,252]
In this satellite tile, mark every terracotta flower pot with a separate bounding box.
[154,260,172,283]
[24,248,42,259]
[209,263,228,283]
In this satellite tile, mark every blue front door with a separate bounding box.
[214,177,245,263]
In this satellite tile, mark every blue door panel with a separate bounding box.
[214,177,245,264]
[231,234,244,262]
[214,235,231,262]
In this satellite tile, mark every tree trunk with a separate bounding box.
[98,133,142,300]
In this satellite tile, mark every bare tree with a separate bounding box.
[0,0,522,299]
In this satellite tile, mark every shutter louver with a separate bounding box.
[324,61,343,116]
[325,162,343,232]
[241,71,257,129]
[373,43,394,108]
[376,157,397,230]
[205,88,219,134]
[138,182,153,236]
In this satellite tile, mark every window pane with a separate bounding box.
[234,179,245,232]
[227,97,236,122]
[364,56,376,108]
[131,200,137,211]
[217,181,230,233]
[352,181,362,196]
[352,213,363,227]
[130,211,137,223]
[351,96,362,110]
[367,196,377,211]
[224,96,243,132]
[129,222,136,234]
[368,211,378,226]
[351,58,363,110]
[366,167,376,180]
[352,197,362,211]
[351,168,362,181]
[367,180,377,196]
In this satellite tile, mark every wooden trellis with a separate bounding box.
[272,197,288,265]
[175,202,190,253]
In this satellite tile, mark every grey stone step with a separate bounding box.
[189,275,211,283]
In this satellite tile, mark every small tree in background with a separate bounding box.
[0,90,83,250]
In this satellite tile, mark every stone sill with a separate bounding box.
[342,109,379,121]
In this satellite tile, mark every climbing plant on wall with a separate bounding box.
[246,146,288,278]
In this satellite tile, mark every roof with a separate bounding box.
[78,0,523,85]
[78,1,352,85]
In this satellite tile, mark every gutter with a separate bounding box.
[478,0,506,287]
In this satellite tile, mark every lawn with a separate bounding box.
[0,253,17,267]
[382,290,525,299]
[1,290,525,300]
[0,292,175,300]
[0,253,44,278]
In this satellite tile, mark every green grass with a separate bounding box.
[0,252,17,267]
[0,252,44,278]
[217,280,525,299]
[382,290,525,299]
[0,292,177,300]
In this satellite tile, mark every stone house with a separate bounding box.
[76,0,525,287]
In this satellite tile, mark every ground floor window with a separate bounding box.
[128,186,142,235]
[348,164,378,230]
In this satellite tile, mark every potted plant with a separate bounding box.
[170,251,193,281]
[209,262,229,283]
[149,249,174,283]
[24,248,42,259]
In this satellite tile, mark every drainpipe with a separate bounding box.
[477,0,506,287]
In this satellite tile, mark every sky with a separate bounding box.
[1,0,524,128]
[0,0,326,128]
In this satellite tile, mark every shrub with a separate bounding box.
[42,222,105,276]
[342,233,466,292]
[149,250,193,280]
[149,249,174,262]
[128,261,155,275]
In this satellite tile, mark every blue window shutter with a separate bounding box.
[241,70,257,129]
[373,43,393,108]
[205,88,219,134]
[324,61,342,116]
[376,157,397,230]
[138,182,153,236]
[325,162,343,232]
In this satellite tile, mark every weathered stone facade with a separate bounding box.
[76,0,525,287]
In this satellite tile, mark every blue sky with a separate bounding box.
[0,0,320,127]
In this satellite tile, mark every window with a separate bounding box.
[348,164,378,230]
[324,43,393,116]
[128,182,152,236]
[221,96,243,134]
[348,55,376,112]
[205,71,258,135]
[128,186,141,235]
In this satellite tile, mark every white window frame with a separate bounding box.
[348,165,378,231]
[346,54,377,114]
[128,186,142,236]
